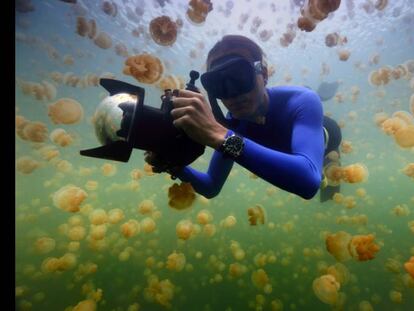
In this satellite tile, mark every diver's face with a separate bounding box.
[221,74,266,120]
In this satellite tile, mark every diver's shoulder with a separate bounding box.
[267,85,314,96]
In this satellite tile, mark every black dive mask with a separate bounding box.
[200,54,264,99]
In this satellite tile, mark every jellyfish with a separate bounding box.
[88,209,107,226]
[156,75,182,91]
[120,219,140,238]
[68,225,86,241]
[93,31,112,49]
[394,125,414,148]
[186,0,213,24]
[34,237,56,254]
[149,16,178,46]
[72,299,96,311]
[251,269,270,290]
[381,117,406,135]
[166,251,186,272]
[312,274,340,305]
[404,256,414,279]
[247,204,265,225]
[168,182,196,211]
[16,156,40,174]
[297,0,341,32]
[101,163,117,176]
[138,199,156,215]
[48,98,84,125]
[196,209,213,225]
[340,140,353,154]
[348,234,380,261]
[326,231,353,262]
[101,1,117,17]
[22,121,48,142]
[338,49,351,61]
[53,185,87,213]
[375,0,388,11]
[342,163,368,183]
[326,263,350,285]
[141,217,156,233]
[50,128,73,147]
[108,208,124,224]
[176,219,194,240]
[123,54,164,84]
[402,163,414,179]
[389,290,402,303]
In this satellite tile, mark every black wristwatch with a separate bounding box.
[219,133,245,159]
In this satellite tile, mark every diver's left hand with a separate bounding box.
[171,89,228,149]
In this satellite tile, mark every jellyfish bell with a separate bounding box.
[80,76,205,166]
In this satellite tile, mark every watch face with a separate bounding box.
[224,135,244,158]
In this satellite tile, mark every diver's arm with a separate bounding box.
[174,150,234,199]
[235,91,324,199]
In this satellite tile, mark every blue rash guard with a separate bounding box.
[175,86,325,200]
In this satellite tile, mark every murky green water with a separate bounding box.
[15,1,414,310]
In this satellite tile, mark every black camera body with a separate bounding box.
[80,71,205,168]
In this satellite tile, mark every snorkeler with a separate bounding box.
[145,35,342,201]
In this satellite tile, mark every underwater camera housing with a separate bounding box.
[80,71,205,168]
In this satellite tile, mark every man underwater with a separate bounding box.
[146,34,342,202]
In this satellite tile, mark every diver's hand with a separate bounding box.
[171,89,228,149]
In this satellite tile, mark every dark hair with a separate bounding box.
[206,35,266,69]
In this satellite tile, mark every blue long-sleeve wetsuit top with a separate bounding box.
[175,86,325,200]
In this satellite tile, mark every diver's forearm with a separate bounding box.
[236,138,322,199]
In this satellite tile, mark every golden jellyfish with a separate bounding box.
[326,263,350,286]
[394,125,414,148]
[393,110,413,125]
[358,300,374,311]
[141,217,156,233]
[340,140,353,154]
[176,219,194,240]
[93,31,112,49]
[247,204,265,225]
[34,237,56,254]
[68,225,86,241]
[402,163,414,178]
[297,0,341,32]
[251,269,270,291]
[338,49,351,61]
[90,224,107,240]
[114,43,128,58]
[229,263,247,278]
[48,98,84,125]
[324,162,343,186]
[404,256,414,278]
[108,208,124,224]
[55,159,73,173]
[156,75,183,91]
[342,163,368,183]
[375,0,388,11]
[101,163,117,176]
[149,16,178,46]
[120,219,140,238]
[49,128,73,147]
[22,121,48,142]
[186,0,213,24]
[130,168,143,180]
[312,274,340,305]
[348,234,380,261]
[196,209,213,225]
[203,223,216,237]
[85,180,98,191]
[53,184,87,213]
[144,275,175,308]
[222,215,237,228]
[389,290,402,303]
[89,209,108,225]
[381,117,406,135]
[101,1,117,17]
[72,299,96,311]
[16,156,40,174]
[123,54,164,84]
[325,32,340,47]
[138,199,156,215]
[166,251,186,272]
[326,231,353,262]
[168,182,196,211]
